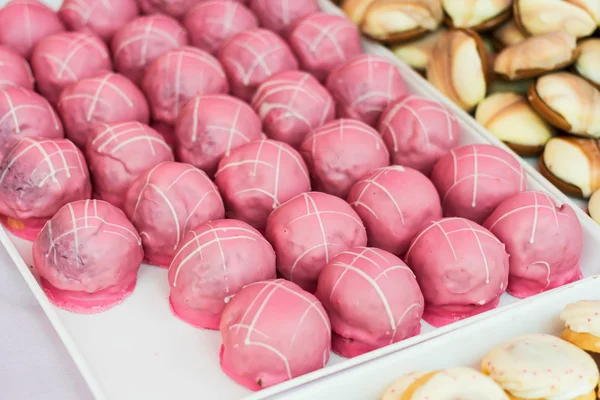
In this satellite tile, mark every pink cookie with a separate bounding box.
[379,95,460,176]
[33,199,143,313]
[326,54,408,126]
[430,144,527,224]
[57,72,150,149]
[405,217,509,327]
[124,161,225,267]
[168,219,276,329]
[215,139,311,231]
[0,0,65,59]
[0,138,91,241]
[111,15,188,85]
[59,0,139,43]
[183,1,258,55]
[347,166,442,257]
[218,28,298,102]
[31,32,112,106]
[249,0,319,37]
[316,247,424,358]
[219,279,331,390]
[483,191,583,298]
[86,122,174,209]
[251,71,335,148]
[0,45,34,90]
[288,13,362,82]
[300,119,390,198]
[0,87,64,163]
[265,191,367,292]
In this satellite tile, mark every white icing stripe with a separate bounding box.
[349,168,405,224]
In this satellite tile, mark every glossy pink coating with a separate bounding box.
[124,161,225,267]
[218,28,299,102]
[86,121,174,209]
[326,54,407,126]
[300,119,390,198]
[379,95,460,176]
[347,166,442,257]
[57,72,149,149]
[137,0,196,19]
[430,144,527,224]
[32,199,143,313]
[215,139,311,231]
[265,191,367,292]
[251,71,335,148]
[249,0,319,37]
[483,191,583,298]
[405,217,509,327]
[0,45,35,90]
[288,13,362,82]
[168,219,276,329]
[219,279,331,390]
[31,32,112,106]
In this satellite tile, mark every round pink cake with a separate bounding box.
[31,32,112,106]
[265,191,367,292]
[32,199,143,313]
[57,72,149,148]
[168,219,276,329]
[219,279,331,390]
[248,0,319,37]
[483,191,583,298]
[347,166,442,257]
[111,15,188,85]
[215,139,311,231]
[0,45,34,90]
[174,94,262,177]
[218,28,298,102]
[124,161,225,267]
[59,0,139,43]
[0,0,65,59]
[0,138,91,240]
[326,54,408,126]
[316,246,424,358]
[0,87,64,163]
[405,217,509,327]
[86,121,174,209]
[300,119,390,198]
[379,95,460,176]
[183,1,258,55]
[288,13,362,83]
[251,71,335,148]
[430,144,527,224]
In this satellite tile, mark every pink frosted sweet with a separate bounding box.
[111,15,188,85]
[430,144,527,224]
[137,0,195,19]
[86,122,174,209]
[316,247,424,358]
[347,166,442,257]
[219,279,331,390]
[483,191,583,298]
[0,0,65,59]
[57,72,150,149]
[168,219,276,329]
[265,191,367,292]
[31,32,112,106]
[32,199,143,313]
[288,13,362,82]
[218,28,299,102]
[215,139,311,231]
[405,217,509,327]
[379,95,461,176]
[326,54,408,127]
[124,161,225,267]
[0,87,64,163]
[0,138,91,241]
[183,1,258,55]
[0,45,34,90]
[249,0,319,37]
[300,119,390,198]
[251,71,335,148]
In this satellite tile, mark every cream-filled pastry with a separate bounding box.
[514,0,598,38]
[390,28,446,70]
[561,300,600,353]
[492,20,526,49]
[588,189,600,223]
[442,0,512,31]
[575,39,600,88]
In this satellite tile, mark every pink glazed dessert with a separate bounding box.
[248,0,319,37]
[0,45,35,90]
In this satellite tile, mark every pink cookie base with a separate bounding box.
[169,295,220,330]
[332,323,422,358]
[508,264,583,299]
[220,345,262,391]
[0,215,48,241]
[423,296,501,328]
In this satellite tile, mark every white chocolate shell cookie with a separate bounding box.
[561,300,600,353]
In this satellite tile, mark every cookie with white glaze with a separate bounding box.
[561,300,600,353]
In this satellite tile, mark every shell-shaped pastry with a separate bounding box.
[442,0,512,30]
[492,20,526,49]
[576,39,600,88]
[514,0,598,38]
[390,28,446,70]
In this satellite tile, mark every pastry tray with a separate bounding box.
[1,1,598,399]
